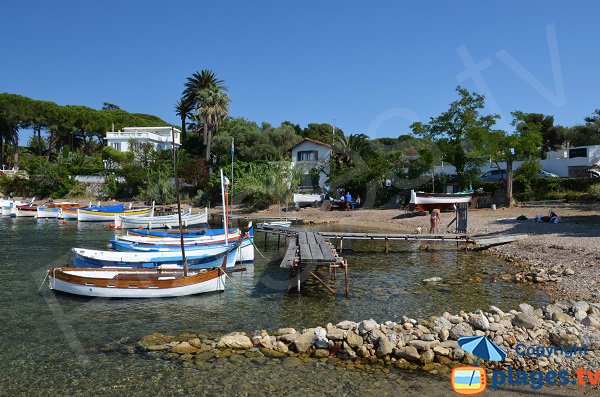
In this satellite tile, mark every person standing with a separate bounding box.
[429,208,440,233]
[345,191,352,210]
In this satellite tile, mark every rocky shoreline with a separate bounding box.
[109,300,599,378]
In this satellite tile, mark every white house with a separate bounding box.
[289,138,331,188]
[433,144,600,179]
[105,127,181,152]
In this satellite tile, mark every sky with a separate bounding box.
[1,1,599,142]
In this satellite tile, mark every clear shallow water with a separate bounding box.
[0,218,550,396]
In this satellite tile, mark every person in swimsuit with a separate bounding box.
[429,208,441,234]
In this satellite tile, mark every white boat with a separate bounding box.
[409,190,473,212]
[77,205,153,222]
[16,204,38,217]
[257,220,292,228]
[37,205,62,218]
[48,267,226,298]
[60,207,79,220]
[115,207,208,229]
[293,193,322,207]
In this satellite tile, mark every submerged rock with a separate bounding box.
[217,334,253,349]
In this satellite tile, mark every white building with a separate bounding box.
[105,127,181,152]
[289,138,331,188]
[433,145,600,178]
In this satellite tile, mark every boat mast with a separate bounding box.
[172,127,188,276]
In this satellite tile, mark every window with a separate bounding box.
[569,148,587,158]
[297,151,318,161]
[111,142,121,150]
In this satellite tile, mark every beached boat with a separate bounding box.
[71,243,238,270]
[16,204,38,217]
[115,207,208,229]
[78,204,153,222]
[48,267,226,298]
[293,193,322,207]
[409,190,473,212]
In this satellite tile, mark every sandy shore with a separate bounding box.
[235,204,600,303]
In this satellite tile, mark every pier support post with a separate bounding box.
[385,238,388,254]
[277,234,281,248]
[264,232,268,249]
[343,260,349,298]
[297,269,301,292]
[340,237,344,254]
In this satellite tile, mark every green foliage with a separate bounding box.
[137,172,176,205]
[514,158,541,199]
[302,123,343,143]
[99,174,125,199]
[588,184,600,200]
[5,156,78,198]
[411,86,499,189]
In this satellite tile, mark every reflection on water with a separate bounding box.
[0,218,549,396]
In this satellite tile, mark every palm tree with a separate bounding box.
[197,86,230,161]
[183,70,227,148]
[174,96,194,143]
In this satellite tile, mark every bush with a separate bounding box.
[137,173,176,205]
[588,184,600,200]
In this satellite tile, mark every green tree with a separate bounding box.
[302,123,343,144]
[196,86,230,162]
[411,86,499,189]
[174,96,194,143]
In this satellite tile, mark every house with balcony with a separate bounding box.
[289,138,331,189]
[105,127,181,152]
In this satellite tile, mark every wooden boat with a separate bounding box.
[257,220,291,228]
[293,193,322,207]
[48,267,225,298]
[409,190,473,212]
[78,204,153,222]
[37,202,81,219]
[1,199,26,217]
[61,207,79,220]
[115,207,208,229]
[71,243,238,270]
[16,204,38,217]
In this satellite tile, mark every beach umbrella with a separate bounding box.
[458,336,507,363]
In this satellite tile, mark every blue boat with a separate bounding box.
[71,243,239,270]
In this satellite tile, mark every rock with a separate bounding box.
[433,345,450,356]
[512,313,541,329]
[356,345,370,358]
[440,340,459,349]
[562,267,575,276]
[292,329,317,353]
[259,348,287,358]
[582,315,600,329]
[574,310,588,321]
[423,277,442,282]
[346,330,364,348]
[281,357,303,368]
[313,349,330,358]
[452,348,465,360]
[420,349,435,363]
[468,311,490,331]
[146,344,169,351]
[550,330,579,346]
[326,327,345,341]
[365,328,386,344]
[543,304,564,319]
[579,332,600,350]
[217,334,253,350]
[357,319,378,335]
[274,341,289,353]
[432,317,452,332]
[439,327,450,342]
[171,342,199,354]
[396,346,421,362]
[518,303,535,314]
[314,327,327,340]
[449,323,474,340]
[274,327,296,336]
[489,306,506,316]
[408,340,439,352]
[420,333,436,341]
[258,336,272,350]
[279,333,299,344]
[376,336,395,358]
[139,332,176,349]
[314,339,329,349]
[336,320,357,330]
[447,315,463,324]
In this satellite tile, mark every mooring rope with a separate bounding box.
[37,271,49,293]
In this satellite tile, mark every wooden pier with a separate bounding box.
[210,213,302,224]
[280,231,348,297]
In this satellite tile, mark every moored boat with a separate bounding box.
[409,190,473,212]
[71,243,239,270]
[257,220,291,228]
[115,207,208,229]
[16,204,38,217]
[48,267,226,298]
[78,204,153,222]
[61,207,79,220]
[37,205,62,218]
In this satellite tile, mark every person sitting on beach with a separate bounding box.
[345,192,352,210]
[429,208,440,233]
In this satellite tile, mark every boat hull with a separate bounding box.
[78,207,153,222]
[72,245,238,270]
[409,190,472,212]
[37,207,61,218]
[116,208,208,229]
[61,208,79,220]
[17,208,37,217]
[48,268,226,298]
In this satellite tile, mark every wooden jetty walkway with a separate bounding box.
[281,231,348,296]
[210,213,302,223]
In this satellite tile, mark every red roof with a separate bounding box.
[287,137,331,152]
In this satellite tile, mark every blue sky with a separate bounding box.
[1,1,599,142]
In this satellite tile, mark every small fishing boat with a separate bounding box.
[115,207,208,229]
[16,204,38,217]
[78,203,153,222]
[409,190,473,212]
[37,202,81,219]
[293,192,322,207]
[60,207,79,220]
[48,267,226,298]
[71,243,239,270]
